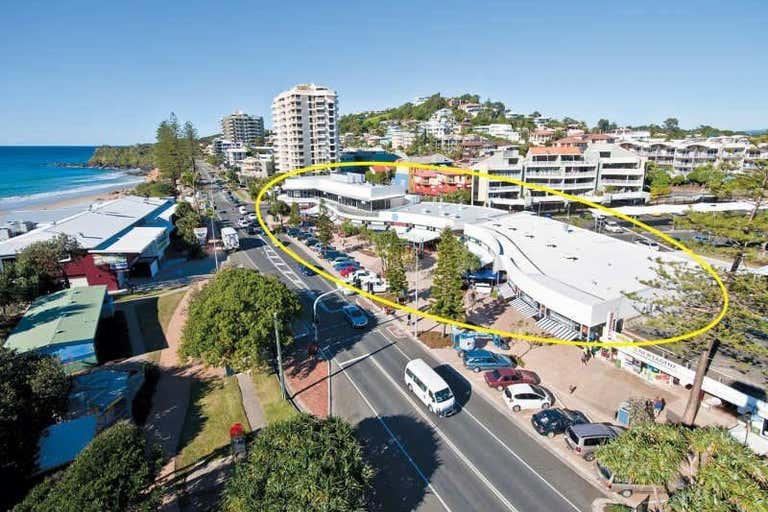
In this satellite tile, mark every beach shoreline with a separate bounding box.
[0,185,140,223]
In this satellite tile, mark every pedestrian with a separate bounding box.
[308,342,318,357]
[581,353,588,366]
[653,396,665,417]
[569,385,577,394]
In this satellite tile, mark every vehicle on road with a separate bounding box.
[634,238,660,251]
[236,217,251,228]
[461,349,515,373]
[342,304,368,328]
[531,408,589,437]
[404,358,456,417]
[299,265,316,276]
[564,423,624,461]
[603,220,623,233]
[221,227,240,251]
[503,383,554,412]
[247,213,257,221]
[246,225,260,235]
[484,368,540,390]
[238,206,248,215]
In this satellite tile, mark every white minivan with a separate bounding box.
[404,359,456,416]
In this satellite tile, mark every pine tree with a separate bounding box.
[431,228,466,335]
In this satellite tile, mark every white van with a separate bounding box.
[404,359,456,416]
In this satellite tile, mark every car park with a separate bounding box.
[564,423,624,461]
[634,238,660,251]
[483,368,540,390]
[462,350,515,373]
[404,359,456,417]
[531,408,589,437]
[502,383,554,412]
[342,304,368,327]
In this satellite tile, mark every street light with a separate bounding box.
[313,288,341,417]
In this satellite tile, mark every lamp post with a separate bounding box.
[313,288,340,416]
[273,312,285,399]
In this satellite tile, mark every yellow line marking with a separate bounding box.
[254,162,729,348]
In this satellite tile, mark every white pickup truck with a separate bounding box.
[221,227,240,251]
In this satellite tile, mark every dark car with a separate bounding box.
[322,250,344,260]
[462,349,515,373]
[287,228,300,237]
[531,408,590,438]
[342,304,368,328]
[484,368,540,390]
[299,265,316,276]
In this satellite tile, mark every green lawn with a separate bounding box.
[250,368,299,424]
[133,290,187,353]
[176,376,250,469]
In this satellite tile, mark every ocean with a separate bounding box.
[0,146,144,212]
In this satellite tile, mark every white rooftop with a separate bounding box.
[591,201,763,218]
[282,174,406,202]
[482,213,686,304]
[390,201,507,227]
[90,227,166,254]
[0,196,173,258]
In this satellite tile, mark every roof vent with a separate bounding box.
[564,255,578,261]
[546,243,557,248]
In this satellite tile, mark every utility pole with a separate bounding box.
[209,178,220,272]
[413,242,420,338]
[273,312,285,399]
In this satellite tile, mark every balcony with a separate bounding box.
[600,179,643,187]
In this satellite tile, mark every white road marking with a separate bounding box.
[364,354,518,512]
[387,341,583,512]
[339,364,453,512]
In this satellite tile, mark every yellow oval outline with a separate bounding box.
[255,161,729,348]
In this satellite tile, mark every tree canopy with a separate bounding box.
[431,228,468,333]
[0,348,69,509]
[87,144,155,170]
[180,268,301,370]
[221,414,373,512]
[14,422,161,512]
[595,423,768,511]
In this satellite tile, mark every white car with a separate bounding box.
[360,278,388,293]
[503,383,554,412]
[603,221,623,233]
[634,238,660,251]
[238,206,248,215]
[475,282,493,294]
[346,270,375,284]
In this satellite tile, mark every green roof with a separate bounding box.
[5,285,106,353]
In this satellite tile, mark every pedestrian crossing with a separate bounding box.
[510,298,538,318]
[259,237,307,289]
[536,317,579,341]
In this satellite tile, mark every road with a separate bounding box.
[199,162,604,512]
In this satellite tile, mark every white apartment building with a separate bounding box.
[210,139,243,156]
[529,129,556,146]
[475,124,521,142]
[225,147,247,167]
[424,108,456,139]
[387,125,417,150]
[221,111,264,144]
[473,148,525,208]
[620,135,762,175]
[585,145,647,201]
[459,103,483,117]
[272,84,339,172]
[473,145,646,210]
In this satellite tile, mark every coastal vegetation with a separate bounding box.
[179,268,301,371]
[221,414,373,512]
[0,347,70,510]
[87,143,155,169]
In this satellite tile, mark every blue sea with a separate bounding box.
[0,146,144,212]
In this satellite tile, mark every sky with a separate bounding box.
[1,0,767,145]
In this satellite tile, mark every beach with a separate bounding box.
[0,185,139,225]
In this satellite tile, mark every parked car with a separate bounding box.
[339,266,361,277]
[332,256,355,265]
[531,408,589,437]
[595,460,668,498]
[474,282,493,294]
[634,238,660,251]
[360,278,387,293]
[297,231,312,240]
[322,250,344,260]
[503,383,554,412]
[334,261,360,271]
[342,304,368,328]
[247,213,257,221]
[346,269,375,283]
[299,265,316,276]
[462,350,515,373]
[484,368,540,390]
[238,206,248,215]
[564,423,624,461]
